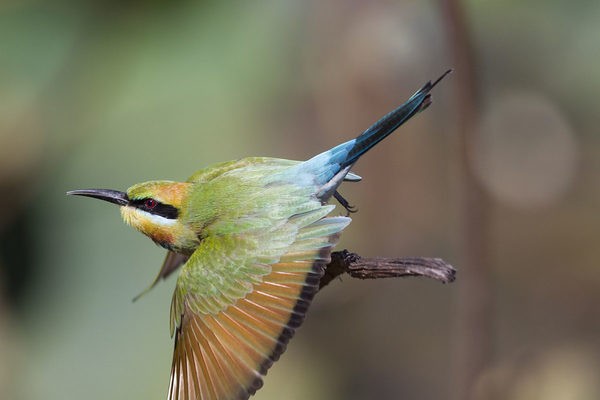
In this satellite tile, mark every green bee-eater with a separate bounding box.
[68,70,450,400]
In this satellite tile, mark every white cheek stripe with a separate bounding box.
[122,206,178,227]
[139,209,178,226]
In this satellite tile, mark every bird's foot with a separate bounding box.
[333,191,358,216]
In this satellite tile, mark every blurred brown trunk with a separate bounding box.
[439,1,493,399]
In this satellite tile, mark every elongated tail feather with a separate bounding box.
[295,69,451,200]
[341,69,452,168]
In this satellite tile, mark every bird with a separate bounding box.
[67,69,451,400]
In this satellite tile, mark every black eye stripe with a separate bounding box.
[130,199,179,219]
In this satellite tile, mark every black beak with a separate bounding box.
[67,189,129,206]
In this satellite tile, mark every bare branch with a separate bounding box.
[320,250,456,291]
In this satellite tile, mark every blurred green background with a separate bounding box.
[1,1,599,399]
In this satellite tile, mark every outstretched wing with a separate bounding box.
[133,252,190,302]
[168,199,350,400]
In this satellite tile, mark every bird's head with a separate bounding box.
[68,181,199,253]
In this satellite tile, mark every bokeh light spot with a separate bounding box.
[472,91,579,208]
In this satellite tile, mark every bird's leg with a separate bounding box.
[333,191,358,216]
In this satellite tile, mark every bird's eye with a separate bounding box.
[144,199,157,209]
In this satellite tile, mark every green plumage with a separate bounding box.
[171,157,349,334]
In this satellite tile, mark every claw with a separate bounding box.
[333,191,358,216]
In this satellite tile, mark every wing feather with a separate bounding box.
[134,252,189,302]
[167,207,350,399]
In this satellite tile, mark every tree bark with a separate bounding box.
[320,250,456,291]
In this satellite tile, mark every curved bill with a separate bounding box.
[67,189,129,206]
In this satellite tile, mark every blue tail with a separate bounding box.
[340,69,452,169]
[300,69,452,190]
